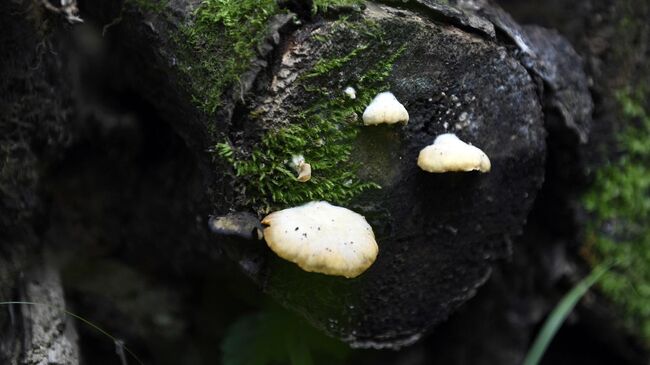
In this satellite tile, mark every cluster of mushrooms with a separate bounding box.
[258,89,490,278]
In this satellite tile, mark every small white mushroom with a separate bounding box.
[261,201,378,278]
[291,154,305,168]
[291,154,311,182]
[344,86,356,99]
[417,133,491,173]
[362,92,409,126]
[296,163,312,182]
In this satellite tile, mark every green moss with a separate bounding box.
[583,88,650,341]
[217,22,405,212]
[304,44,369,78]
[312,0,363,14]
[176,0,281,115]
[173,0,368,116]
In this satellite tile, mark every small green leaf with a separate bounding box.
[221,307,348,365]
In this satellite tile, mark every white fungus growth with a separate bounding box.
[261,201,379,278]
[291,154,311,182]
[296,163,311,182]
[344,86,356,99]
[417,133,491,173]
[291,154,305,168]
[362,92,409,126]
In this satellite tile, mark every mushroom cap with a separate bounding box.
[291,154,305,169]
[261,201,378,278]
[344,86,357,99]
[417,133,491,173]
[362,92,409,125]
[296,162,312,182]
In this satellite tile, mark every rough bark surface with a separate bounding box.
[19,265,80,365]
[1,1,78,363]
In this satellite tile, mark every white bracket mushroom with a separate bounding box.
[362,92,409,126]
[417,133,491,173]
[261,201,379,278]
[291,155,312,182]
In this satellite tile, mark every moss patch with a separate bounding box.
[583,88,650,341]
[312,0,363,14]
[172,0,367,116]
[304,44,369,78]
[217,20,405,212]
[175,0,281,115]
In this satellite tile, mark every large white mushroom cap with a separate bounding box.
[362,92,409,126]
[417,133,491,173]
[261,201,378,278]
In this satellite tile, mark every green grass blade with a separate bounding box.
[523,264,610,365]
